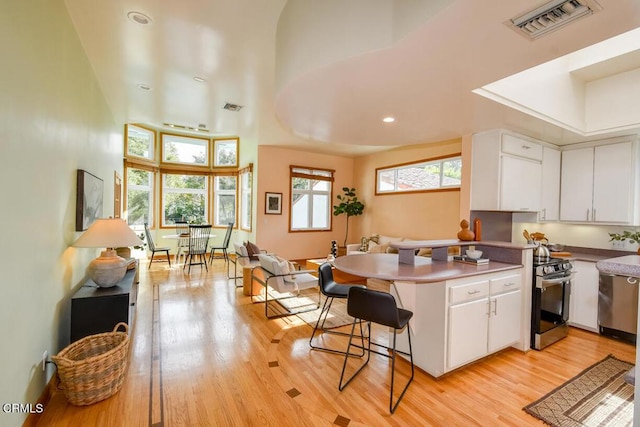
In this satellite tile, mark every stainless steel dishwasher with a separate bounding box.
[598,273,639,344]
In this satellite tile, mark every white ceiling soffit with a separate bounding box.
[509,0,602,40]
[473,27,640,137]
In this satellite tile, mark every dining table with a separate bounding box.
[162,232,217,265]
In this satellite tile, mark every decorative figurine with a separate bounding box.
[457,219,475,241]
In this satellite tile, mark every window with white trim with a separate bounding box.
[126,124,155,161]
[126,167,154,229]
[290,166,333,231]
[161,133,209,167]
[162,173,208,226]
[240,170,252,230]
[376,155,462,194]
[214,175,236,227]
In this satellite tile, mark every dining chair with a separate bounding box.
[309,262,366,356]
[209,222,233,265]
[144,223,171,269]
[184,224,212,273]
[339,287,414,414]
[174,221,189,265]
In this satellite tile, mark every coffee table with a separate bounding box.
[305,258,366,285]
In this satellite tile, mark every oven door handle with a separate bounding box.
[537,273,574,289]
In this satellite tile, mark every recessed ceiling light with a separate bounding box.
[382,117,396,123]
[137,84,152,91]
[127,11,152,25]
[193,76,206,83]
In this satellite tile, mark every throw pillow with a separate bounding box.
[369,234,380,244]
[245,241,261,260]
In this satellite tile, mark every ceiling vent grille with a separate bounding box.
[223,102,244,112]
[510,0,601,40]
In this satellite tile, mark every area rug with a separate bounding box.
[524,355,634,427]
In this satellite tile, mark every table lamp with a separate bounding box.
[73,218,143,287]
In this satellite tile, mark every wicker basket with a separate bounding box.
[52,322,130,406]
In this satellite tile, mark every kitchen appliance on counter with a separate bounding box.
[598,273,638,344]
[531,257,574,350]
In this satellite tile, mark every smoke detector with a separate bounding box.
[223,103,244,112]
[509,0,601,40]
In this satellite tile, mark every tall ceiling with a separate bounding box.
[64,0,640,156]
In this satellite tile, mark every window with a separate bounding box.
[376,155,462,194]
[213,138,238,167]
[290,166,333,231]
[125,167,154,228]
[125,124,155,162]
[239,169,252,230]
[161,134,209,167]
[162,173,208,226]
[214,176,236,227]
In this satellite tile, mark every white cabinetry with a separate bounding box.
[447,273,522,371]
[471,130,542,212]
[539,146,560,221]
[560,139,638,224]
[569,260,599,332]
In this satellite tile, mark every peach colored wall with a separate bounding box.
[256,146,355,260]
[352,138,463,241]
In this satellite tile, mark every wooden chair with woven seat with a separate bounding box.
[183,224,212,273]
[144,223,171,269]
[209,222,233,266]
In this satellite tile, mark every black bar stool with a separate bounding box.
[338,286,414,413]
[309,262,366,356]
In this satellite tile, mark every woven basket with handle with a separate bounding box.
[52,322,129,406]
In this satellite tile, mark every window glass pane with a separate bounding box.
[216,176,237,190]
[377,170,396,192]
[126,125,154,160]
[376,156,461,194]
[291,193,309,229]
[442,159,462,186]
[162,134,208,166]
[214,139,238,167]
[312,194,329,228]
[312,179,329,191]
[214,176,236,226]
[126,168,153,228]
[292,177,309,190]
[240,171,252,230]
[162,173,208,225]
[216,194,236,225]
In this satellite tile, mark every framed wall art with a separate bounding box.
[265,192,282,215]
[76,169,104,231]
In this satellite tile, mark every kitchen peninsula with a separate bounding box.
[334,240,534,378]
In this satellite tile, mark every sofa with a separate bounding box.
[346,234,433,257]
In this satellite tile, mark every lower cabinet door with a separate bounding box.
[447,298,489,370]
[488,290,522,352]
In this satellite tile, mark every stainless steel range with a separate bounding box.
[531,257,574,350]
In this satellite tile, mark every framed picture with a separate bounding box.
[76,169,104,231]
[265,192,282,215]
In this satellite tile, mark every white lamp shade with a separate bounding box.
[73,218,143,248]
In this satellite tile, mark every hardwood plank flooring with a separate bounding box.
[36,260,635,426]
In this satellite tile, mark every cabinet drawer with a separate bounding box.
[502,134,543,161]
[450,280,489,304]
[490,274,521,295]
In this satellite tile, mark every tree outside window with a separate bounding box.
[126,167,153,228]
[162,174,208,225]
[215,176,236,226]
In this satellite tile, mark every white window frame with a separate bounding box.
[161,133,209,167]
[376,155,462,195]
[125,124,155,162]
[290,166,333,232]
[161,173,209,226]
[214,175,237,227]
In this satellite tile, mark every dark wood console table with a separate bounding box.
[70,268,137,343]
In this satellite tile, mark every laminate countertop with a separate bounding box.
[333,253,522,283]
[596,255,640,278]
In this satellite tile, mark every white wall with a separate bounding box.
[0,1,121,425]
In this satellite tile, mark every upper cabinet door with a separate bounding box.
[560,147,594,222]
[540,147,560,222]
[593,142,633,223]
[500,156,541,212]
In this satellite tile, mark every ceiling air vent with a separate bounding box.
[223,102,244,112]
[510,0,601,40]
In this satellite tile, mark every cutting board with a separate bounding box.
[550,251,572,257]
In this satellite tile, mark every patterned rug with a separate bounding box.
[524,355,634,427]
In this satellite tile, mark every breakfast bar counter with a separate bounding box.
[333,252,522,283]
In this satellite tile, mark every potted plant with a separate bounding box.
[333,187,365,250]
[608,230,640,254]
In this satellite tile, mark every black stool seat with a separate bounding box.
[309,263,365,356]
[339,286,415,414]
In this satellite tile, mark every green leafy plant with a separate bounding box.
[609,230,640,245]
[333,187,365,247]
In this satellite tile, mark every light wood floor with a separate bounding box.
[36,259,635,426]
